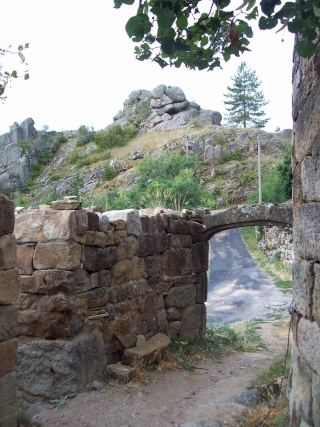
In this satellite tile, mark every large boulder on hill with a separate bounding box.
[112,84,222,131]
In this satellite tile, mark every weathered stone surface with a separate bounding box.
[0,339,18,377]
[50,200,82,210]
[166,307,181,321]
[138,232,169,256]
[0,268,20,304]
[117,236,138,260]
[16,331,105,399]
[16,243,35,275]
[105,363,136,383]
[18,310,85,338]
[0,371,18,427]
[33,242,82,270]
[314,263,320,325]
[85,231,106,248]
[189,241,209,273]
[195,272,208,304]
[164,285,196,309]
[83,246,118,272]
[0,195,14,235]
[301,157,320,202]
[106,209,142,236]
[89,270,112,289]
[169,320,181,336]
[122,333,171,366]
[14,209,88,243]
[145,255,161,278]
[0,305,17,342]
[297,317,320,375]
[179,304,206,340]
[162,249,187,276]
[294,203,320,262]
[113,230,127,245]
[293,259,314,318]
[0,234,16,270]
[97,212,110,232]
[87,211,99,231]
[170,234,192,248]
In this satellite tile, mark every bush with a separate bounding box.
[94,123,138,150]
[216,149,244,165]
[77,125,94,146]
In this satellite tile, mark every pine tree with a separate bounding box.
[224,62,269,128]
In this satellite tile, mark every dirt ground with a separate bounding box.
[30,318,291,427]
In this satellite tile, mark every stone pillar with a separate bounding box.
[290,39,320,426]
[0,195,19,427]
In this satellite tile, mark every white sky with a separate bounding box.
[0,0,294,135]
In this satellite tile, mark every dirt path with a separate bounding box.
[31,319,291,427]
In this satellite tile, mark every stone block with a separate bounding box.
[166,307,181,321]
[145,255,161,278]
[0,234,16,270]
[0,305,17,342]
[138,232,169,257]
[314,264,320,326]
[105,363,136,383]
[0,195,14,235]
[97,212,110,232]
[83,246,118,272]
[189,241,209,273]
[164,284,196,309]
[297,317,320,375]
[0,371,18,427]
[0,269,20,304]
[294,82,320,163]
[21,269,91,295]
[79,287,109,308]
[195,272,208,304]
[312,371,320,426]
[179,304,206,340]
[169,321,181,336]
[18,310,85,338]
[293,259,314,318]
[16,243,35,275]
[162,248,187,276]
[294,203,320,262]
[85,231,106,248]
[111,260,132,285]
[33,242,82,270]
[87,211,99,231]
[50,200,82,210]
[14,208,88,243]
[89,270,112,288]
[105,230,114,245]
[122,333,171,366]
[130,257,145,281]
[170,234,192,248]
[301,157,320,202]
[117,236,139,261]
[16,330,105,399]
[166,219,190,234]
[0,339,18,377]
[113,230,127,245]
[106,209,142,236]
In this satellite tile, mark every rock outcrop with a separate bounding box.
[0,118,60,197]
[113,84,222,131]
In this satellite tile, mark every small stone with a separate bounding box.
[51,200,82,210]
[105,363,136,383]
[91,380,103,391]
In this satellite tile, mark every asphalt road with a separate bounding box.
[206,228,291,325]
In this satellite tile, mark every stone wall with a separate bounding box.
[0,195,19,426]
[289,39,320,426]
[13,203,208,406]
[258,226,293,265]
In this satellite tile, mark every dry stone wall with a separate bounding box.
[258,226,293,265]
[13,204,208,406]
[0,195,19,427]
[289,39,320,426]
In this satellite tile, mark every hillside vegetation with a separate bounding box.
[13,122,291,210]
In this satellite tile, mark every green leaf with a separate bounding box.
[11,70,18,78]
[125,14,152,42]
[259,16,278,30]
[296,39,316,59]
[174,40,190,51]
[176,14,188,29]
[288,18,304,34]
[151,7,176,29]
[314,5,320,17]
[114,0,134,7]
[260,0,281,16]
[24,73,30,80]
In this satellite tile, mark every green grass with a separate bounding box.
[240,226,292,294]
[169,321,265,367]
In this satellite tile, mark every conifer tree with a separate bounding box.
[224,62,269,128]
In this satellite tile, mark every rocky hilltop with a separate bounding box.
[0,85,291,207]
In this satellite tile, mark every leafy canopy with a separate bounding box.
[224,61,269,128]
[114,0,320,70]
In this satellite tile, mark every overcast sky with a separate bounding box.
[0,0,294,135]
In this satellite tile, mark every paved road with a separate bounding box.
[206,228,291,325]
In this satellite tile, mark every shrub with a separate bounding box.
[102,166,117,181]
[77,125,94,146]
[216,149,244,165]
[94,123,138,150]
